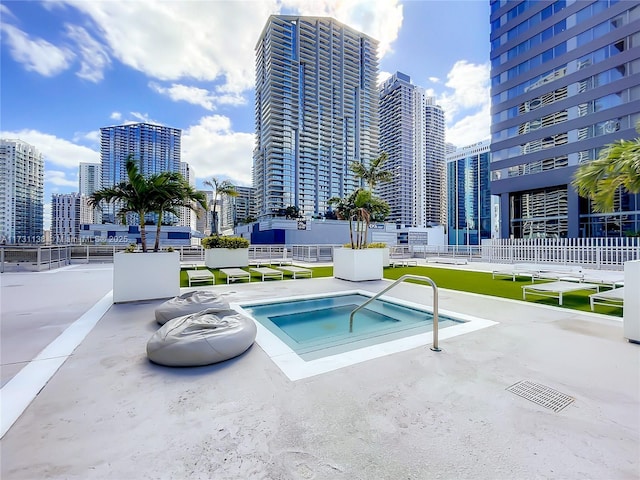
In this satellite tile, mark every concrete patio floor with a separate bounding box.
[1,263,639,479]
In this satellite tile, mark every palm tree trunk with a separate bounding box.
[139,211,147,252]
[153,211,164,252]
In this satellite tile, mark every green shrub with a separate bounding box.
[367,242,387,248]
[201,236,250,249]
[124,243,137,253]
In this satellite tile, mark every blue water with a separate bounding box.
[243,293,464,359]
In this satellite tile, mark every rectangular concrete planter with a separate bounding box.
[204,248,249,268]
[624,260,639,343]
[333,248,384,281]
[113,251,180,303]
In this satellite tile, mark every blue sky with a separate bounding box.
[0,0,491,228]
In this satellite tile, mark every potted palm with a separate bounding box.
[328,153,392,281]
[329,188,390,281]
[89,157,207,303]
[202,235,250,268]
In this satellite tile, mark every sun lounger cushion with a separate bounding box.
[147,308,256,367]
[154,291,229,325]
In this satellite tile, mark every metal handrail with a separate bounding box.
[349,274,441,352]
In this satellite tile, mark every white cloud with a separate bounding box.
[110,111,122,120]
[0,23,74,76]
[128,112,161,124]
[182,115,254,186]
[428,76,440,83]
[47,169,78,187]
[54,0,401,95]
[0,129,99,168]
[64,24,111,82]
[149,82,246,111]
[445,102,491,147]
[378,70,392,86]
[439,60,490,119]
[282,0,403,57]
[432,60,491,148]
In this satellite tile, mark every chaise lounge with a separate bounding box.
[589,287,625,311]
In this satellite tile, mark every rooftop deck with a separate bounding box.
[1,263,638,479]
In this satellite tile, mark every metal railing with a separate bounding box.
[349,274,441,351]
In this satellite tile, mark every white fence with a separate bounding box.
[481,238,640,269]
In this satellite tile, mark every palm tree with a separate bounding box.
[329,188,390,249]
[89,157,206,253]
[572,127,640,213]
[150,173,208,252]
[350,152,393,191]
[204,177,238,235]
[89,157,157,252]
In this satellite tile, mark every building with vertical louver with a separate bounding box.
[254,15,379,219]
[0,139,44,243]
[99,123,181,223]
[490,0,640,238]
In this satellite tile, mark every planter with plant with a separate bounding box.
[89,156,207,303]
[328,153,392,281]
[202,235,250,268]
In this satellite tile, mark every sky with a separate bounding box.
[0,0,491,228]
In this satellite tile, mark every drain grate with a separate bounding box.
[506,380,575,412]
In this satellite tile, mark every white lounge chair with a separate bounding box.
[250,267,284,281]
[522,281,600,306]
[277,266,312,279]
[186,269,214,287]
[220,268,251,284]
[589,287,625,311]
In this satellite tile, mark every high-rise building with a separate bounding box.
[378,72,446,227]
[99,123,181,223]
[51,193,92,243]
[233,186,258,225]
[195,190,214,236]
[446,140,492,246]
[490,0,640,238]
[178,162,197,230]
[79,162,101,224]
[0,139,44,243]
[254,15,379,219]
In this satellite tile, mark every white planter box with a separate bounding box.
[113,251,180,303]
[624,260,639,343]
[382,247,390,268]
[333,248,384,281]
[204,248,249,268]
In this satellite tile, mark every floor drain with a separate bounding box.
[506,380,575,412]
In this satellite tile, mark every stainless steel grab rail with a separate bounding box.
[349,274,441,352]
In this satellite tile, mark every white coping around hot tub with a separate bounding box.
[231,289,498,381]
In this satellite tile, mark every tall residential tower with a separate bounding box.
[253,15,379,218]
[379,72,446,227]
[490,0,640,238]
[0,139,44,243]
[99,123,181,223]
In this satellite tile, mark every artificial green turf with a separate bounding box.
[383,265,623,317]
[179,264,621,317]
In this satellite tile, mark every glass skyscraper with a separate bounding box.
[379,72,446,227]
[447,140,492,246]
[490,0,640,238]
[253,15,379,219]
[99,123,181,223]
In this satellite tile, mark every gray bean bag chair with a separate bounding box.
[147,308,257,367]
[155,291,229,325]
